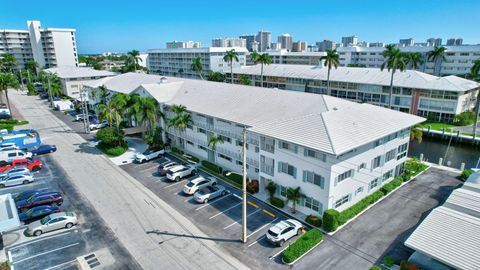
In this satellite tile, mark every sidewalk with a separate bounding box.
[9,91,249,270]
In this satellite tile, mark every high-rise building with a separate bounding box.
[212,38,246,48]
[256,31,272,52]
[270,42,281,50]
[426,38,442,47]
[292,41,307,52]
[447,38,463,46]
[316,40,336,51]
[0,20,78,70]
[399,38,415,47]
[166,41,201,49]
[341,35,358,47]
[239,35,256,51]
[277,34,293,51]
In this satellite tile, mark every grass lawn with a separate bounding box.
[96,142,128,157]
[418,121,473,136]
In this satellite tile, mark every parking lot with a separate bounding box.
[1,154,140,270]
[121,155,308,269]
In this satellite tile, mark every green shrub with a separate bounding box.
[0,119,28,125]
[270,196,284,208]
[96,141,128,157]
[460,169,473,181]
[337,191,384,225]
[369,266,381,270]
[27,83,37,96]
[202,160,222,174]
[171,147,183,155]
[282,229,323,264]
[305,214,322,227]
[383,255,395,267]
[454,111,474,126]
[380,177,403,195]
[0,124,14,132]
[96,127,125,147]
[404,158,428,179]
[323,209,339,232]
[185,154,199,163]
[222,171,243,186]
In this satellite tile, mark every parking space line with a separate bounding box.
[184,197,192,202]
[195,194,232,211]
[247,218,279,238]
[13,242,80,265]
[233,194,242,200]
[44,260,76,270]
[7,230,74,249]
[269,244,291,260]
[248,235,266,247]
[162,180,186,189]
[223,208,261,229]
[208,202,242,219]
[247,201,259,208]
[262,209,276,218]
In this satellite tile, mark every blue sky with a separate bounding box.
[1,0,479,54]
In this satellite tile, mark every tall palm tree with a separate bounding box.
[133,96,161,134]
[167,104,191,147]
[471,58,480,80]
[403,52,423,70]
[97,100,121,129]
[25,60,39,75]
[207,133,224,163]
[126,50,142,72]
[44,73,63,107]
[256,53,272,87]
[427,46,447,76]
[319,49,340,96]
[191,57,204,80]
[470,59,480,139]
[0,54,17,72]
[223,49,239,83]
[381,45,406,109]
[250,51,260,64]
[286,187,304,213]
[410,125,423,143]
[0,72,20,117]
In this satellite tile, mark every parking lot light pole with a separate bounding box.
[242,127,247,243]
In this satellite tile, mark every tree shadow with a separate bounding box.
[72,141,103,155]
[145,229,241,243]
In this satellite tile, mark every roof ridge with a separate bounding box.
[319,112,336,155]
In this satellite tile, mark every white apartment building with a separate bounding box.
[212,38,246,48]
[147,47,248,79]
[337,45,480,76]
[45,66,115,98]
[84,72,424,216]
[0,20,78,70]
[229,64,480,122]
[292,41,307,52]
[277,34,293,51]
[341,35,358,47]
[166,41,201,49]
[256,31,272,52]
[247,50,326,66]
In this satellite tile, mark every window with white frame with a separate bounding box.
[385,149,396,162]
[337,169,354,183]
[369,177,381,190]
[358,163,367,171]
[278,141,298,153]
[197,128,206,134]
[303,171,325,188]
[355,186,364,195]
[219,135,231,143]
[383,170,393,181]
[278,162,297,178]
[335,194,350,208]
[305,197,322,212]
[218,153,232,162]
[397,143,408,160]
[304,148,326,162]
[372,156,382,169]
[278,185,287,197]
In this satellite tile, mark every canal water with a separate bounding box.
[408,137,480,170]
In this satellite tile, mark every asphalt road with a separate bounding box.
[10,91,248,270]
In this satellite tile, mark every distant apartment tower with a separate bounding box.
[212,38,246,48]
[166,40,201,49]
[270,43,281,50]
[0,20,78,70]
[316,40,336,51]
[292,41,307,52]
[239,34,256,51]
[369,42,385,47]
[147,47,248,79]
[447,38,463,46]
[341,35,358,47]
[399,38,415,47]
[277,34,293,51]
[256,31,272,52]
[426,38,442,47]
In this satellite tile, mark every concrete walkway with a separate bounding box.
[9,91,248,270]
[109,136,148,165]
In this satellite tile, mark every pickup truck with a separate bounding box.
[0,159,43,173]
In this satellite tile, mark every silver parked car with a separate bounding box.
[183,176,217,195]
[265,219,303,246]
[166,165,197,182]
[0,166,30,178]
[0,173,34,188]
[27,212,78,236]
[193,185,228,203]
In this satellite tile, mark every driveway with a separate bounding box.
[295,167,462,269]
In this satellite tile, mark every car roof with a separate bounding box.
[170,165,186,172]
[189,176,206,184]
[49,212,75,218]
[271,221,293,233]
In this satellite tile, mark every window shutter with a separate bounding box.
[320,177,325,189]
[302,171,307,182]
[278,162,282,173]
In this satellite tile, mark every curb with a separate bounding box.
[282,239,324,265]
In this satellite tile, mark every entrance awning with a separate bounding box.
[0,194,20,233]
[122,126,147,135]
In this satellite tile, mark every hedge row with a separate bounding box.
[0,124,14,132]
[222,171,242,186]
[96,141,128,157]
[270,196,284,208]
[337,191,384,225]
[305,214,322,227]
[380,177,403,195]
[282,229,323,264]
[460,169,473,181]
[201,160,222,174]
[0,119,28,125]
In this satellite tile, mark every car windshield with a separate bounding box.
[268,229,279,237]
[284,220,295,227]
[186,181,195,187]
[25,208,34,216]
[40,216,51,225]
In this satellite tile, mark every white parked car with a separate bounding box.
[166,165,197,182]
[26,212,78,236]
[89,120,108,130]
[0,173,34,188]
[134,148,165,163]
[265,219,303,246]
[74,114,85,121]
[193,185,228,203]
[183,176,217,195]
[0,150,32,163]
[0,166,30,178]
[0,143,19,152]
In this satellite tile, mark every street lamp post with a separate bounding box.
[242,127,247,243]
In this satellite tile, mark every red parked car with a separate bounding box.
[16,192,63,211]
[0,158,43,173]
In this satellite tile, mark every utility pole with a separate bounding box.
[83,87,90,134]
[242,127,247,243]
[47,75,53,107]
[80,88,87,133]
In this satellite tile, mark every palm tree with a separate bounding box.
[126,50,142,72]
[0,72,20,117]
[43,73,63,107]
[97,100,121,129]
[471,58,480,80]
[319,49,340,96]
[381,45,406,109]
[470,59,480,139]
[239,74,251,85]
[25,60,39,75]
[97,85,111,105]
[427,46,447,76]
[256,53,272,87]
[167,104,191,147]
[403,52,423,70]
[265,181,277,202]
[410,125,423,143]
[133,96,161,134]
[286,187,304,213]
[191,57,204,80]
[223,49,239,83]
[207,133,224,151]
[0,54,17,72]
[250,51,260,64]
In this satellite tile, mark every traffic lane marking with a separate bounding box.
[195,193,232,211]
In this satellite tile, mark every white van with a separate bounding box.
[0,150,32,163]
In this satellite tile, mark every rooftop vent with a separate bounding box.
[160,77,168,83]
[332,107,338,111]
